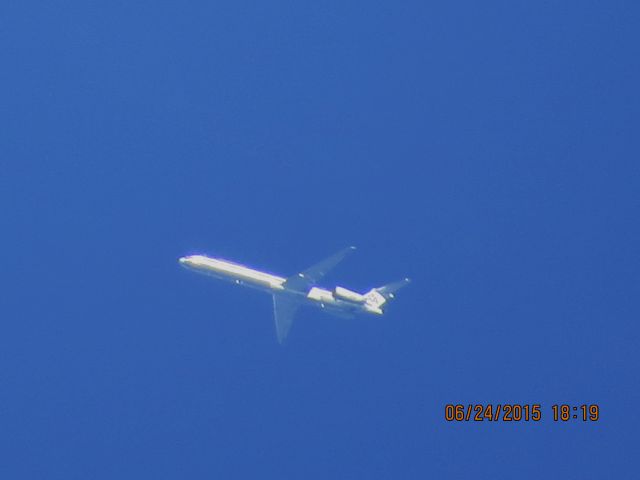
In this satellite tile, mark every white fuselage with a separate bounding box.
[178,255,383,316]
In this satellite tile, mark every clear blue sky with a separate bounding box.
[2,1,638,478]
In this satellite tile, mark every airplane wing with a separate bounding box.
[283,246,356,292]
[272,294,301,344]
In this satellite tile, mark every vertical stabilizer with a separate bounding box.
[364,278,411,310]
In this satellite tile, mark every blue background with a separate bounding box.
[2,1,638,478]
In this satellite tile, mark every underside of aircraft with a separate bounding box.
[179,246,410,343]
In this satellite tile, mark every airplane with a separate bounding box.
[178,246,410,343]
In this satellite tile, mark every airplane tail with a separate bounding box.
[363,278,411,311]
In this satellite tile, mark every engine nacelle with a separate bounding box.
[333,286,366,303]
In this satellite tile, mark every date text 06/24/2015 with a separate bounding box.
[444,404,600,422]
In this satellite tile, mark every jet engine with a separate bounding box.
[333,286,366,303]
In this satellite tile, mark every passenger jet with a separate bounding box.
[179,247,410,343]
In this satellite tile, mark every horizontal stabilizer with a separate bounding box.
[376,278,411,299]
[364,278,411,310]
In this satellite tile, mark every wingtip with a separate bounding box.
[404,277,411,283]
[348,245,357,250]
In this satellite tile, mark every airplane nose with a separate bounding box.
[179,257,188,265]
